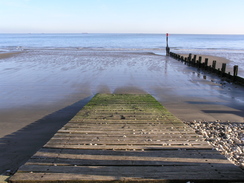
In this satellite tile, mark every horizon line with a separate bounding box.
[1,32,244,35]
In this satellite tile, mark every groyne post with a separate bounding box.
[221,63,226,76]
[192,55,197,66]
[188,53,192,65]
[204,58,208,70]
[198,56,202,68]
[188,53,192,61]
[212,60,216,72]
[233,65,238,81]
[180,56,184,62]
[166,33,170,56]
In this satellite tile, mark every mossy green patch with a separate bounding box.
[71,94,180,123]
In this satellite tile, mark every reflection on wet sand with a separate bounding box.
[1,50,244,132]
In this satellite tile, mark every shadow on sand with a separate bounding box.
[0,95,93,175]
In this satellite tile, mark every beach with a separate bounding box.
[0,49,244,175]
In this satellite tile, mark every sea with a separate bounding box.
[1,33,244,66]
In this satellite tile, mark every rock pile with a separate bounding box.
[184,120,244,169]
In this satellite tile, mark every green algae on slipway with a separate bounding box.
[71,94,174,121]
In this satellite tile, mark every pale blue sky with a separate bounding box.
[0,0,244,34]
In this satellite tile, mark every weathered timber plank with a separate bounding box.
[56,130,197,135]
[18,164,235,173]
[68,120,186,124]
[61,124,191,129]
[24,157,232,166]
[27,148,230,162]
[51,135,203,140]
[45,139,207,144]
[33,148,225,156]
[42,144,215,150]
[32,148,228,161]
[47,140,206,145]
[11,170,244,181]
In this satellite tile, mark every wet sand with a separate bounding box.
[0,50,244,175]
[0,52,21,59]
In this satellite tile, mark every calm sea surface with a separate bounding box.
[1,33,244,64]
[0,33,244,51]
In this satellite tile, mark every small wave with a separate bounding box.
[10,46,165,52]
[0,46,29,53]
[172,47,244,53]
[0,48,10,52]
[75,47,165,52]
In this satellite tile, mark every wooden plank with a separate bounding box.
[11,170,244,181]
[18,164,234,173]
[43,145,213,150]
[24,157,233,167]
[10,94,244,182]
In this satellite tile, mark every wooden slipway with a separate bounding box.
[10,94,244,182]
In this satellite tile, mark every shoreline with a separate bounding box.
[0,52,21,59]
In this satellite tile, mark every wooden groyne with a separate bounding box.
[169,52,244,84]
[10,94,244,182]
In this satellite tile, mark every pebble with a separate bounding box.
[185,120,244,169]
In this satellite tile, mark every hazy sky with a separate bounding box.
[1,0,244,34]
